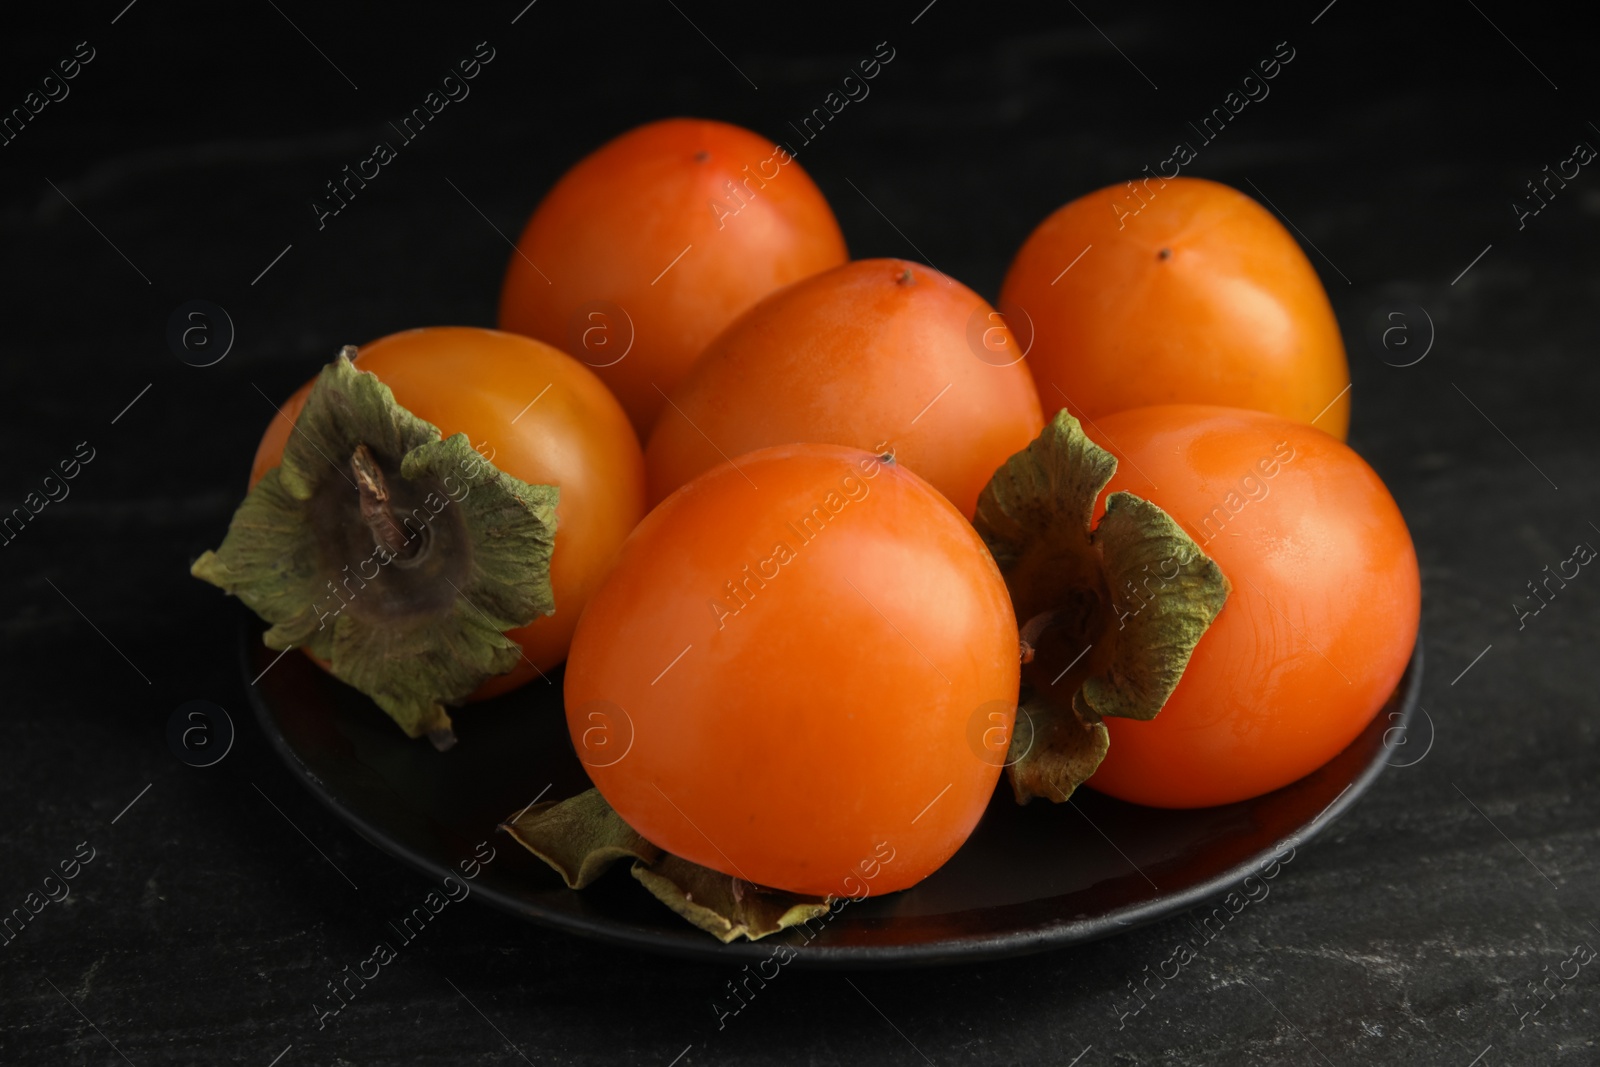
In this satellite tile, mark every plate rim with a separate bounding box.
[243,627,1422,969]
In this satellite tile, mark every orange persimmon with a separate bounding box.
[565,444,1019,897]
[1081,405,1419,807]
[646,258,1044,517]
[498,118,848,437]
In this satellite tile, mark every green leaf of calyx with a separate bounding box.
[190,348,559,748]
[501,788,831,942]
[632,857,832,944]
[500,788,661,888]
[1085,491,1229,722]
[974,410,1230,803]
[1004,688,1111,805]
[974,410,1117,623]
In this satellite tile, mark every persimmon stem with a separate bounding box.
[350,443,417,561]
[1018,609,1059,663]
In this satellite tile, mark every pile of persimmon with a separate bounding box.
[195,119,1419,941]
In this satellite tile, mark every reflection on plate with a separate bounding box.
[244,623,1420,968]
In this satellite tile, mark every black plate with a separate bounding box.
[244,623,1421,968]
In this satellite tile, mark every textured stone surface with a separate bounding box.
[2,2,1597,1064]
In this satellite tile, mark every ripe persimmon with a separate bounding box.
[1000,178,1351,439]
[497,118,848,436]
[645,259,1044,517]
[199,327,645,744]
[1078,405,1419,807]
[564,444,1019,897]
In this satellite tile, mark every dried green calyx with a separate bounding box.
[191,348,558,749]
[502,790,832,943]
[974,410,1230,803]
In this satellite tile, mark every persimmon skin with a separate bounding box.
[565,444,1019,898]
[497,118,849,437]
[645,259,1044,518]
[1000,178,1351,440]
[1080,406,1418,808]
[251,327,646,699]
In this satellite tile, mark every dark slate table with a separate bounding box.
[3,2,1596,1064]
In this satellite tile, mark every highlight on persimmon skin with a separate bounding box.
[645,258,1044,518]
[1000,177,1351,440]
[251,326,647,699]
[497,117,849,438]
[1078,405,1419,808]
[564,443,1020,898]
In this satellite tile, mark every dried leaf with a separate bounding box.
[500,788,661,888]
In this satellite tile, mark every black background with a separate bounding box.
[3,1,1598,1064]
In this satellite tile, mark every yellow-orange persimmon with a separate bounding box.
[1000,178,1351,439]
[251,326,646,698]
